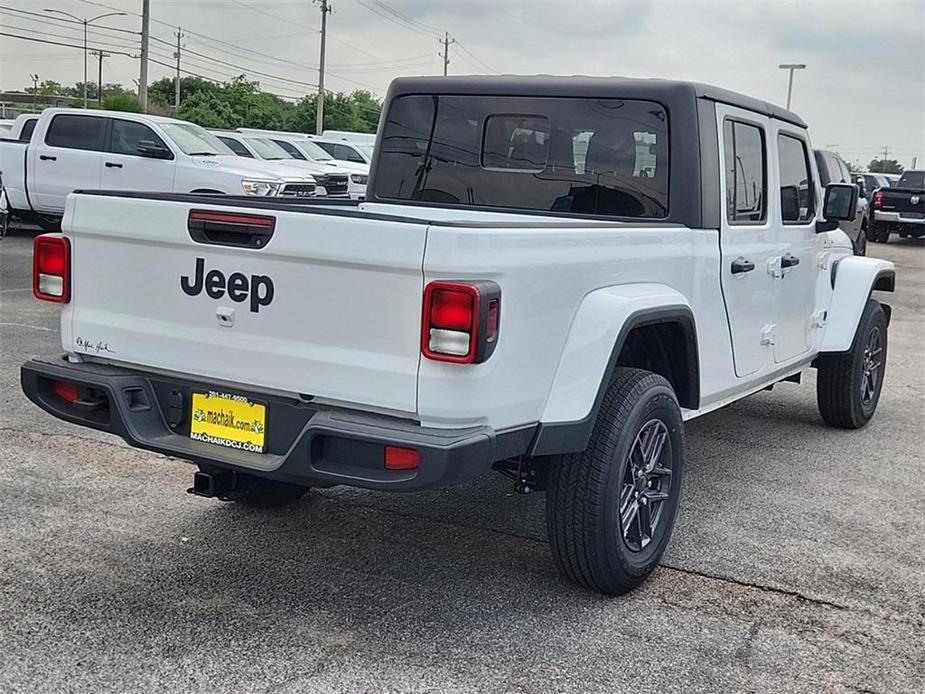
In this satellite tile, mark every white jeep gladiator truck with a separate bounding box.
[22,77,894,595]
[0,109,317,231]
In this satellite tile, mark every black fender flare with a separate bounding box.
[528,306,699,457]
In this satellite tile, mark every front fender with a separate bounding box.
[531,284,695,456]
[819,256,894,353]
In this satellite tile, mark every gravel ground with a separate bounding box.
[1,223,923,693]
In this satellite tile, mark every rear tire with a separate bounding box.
[874,222,890,244]
[546,368,685,595]
[35,215,62,232]
[816,299,887,429]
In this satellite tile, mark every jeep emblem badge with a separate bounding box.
[180,257,275,313]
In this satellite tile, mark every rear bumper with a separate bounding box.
[874,210,925,225]
[21,358,534,491]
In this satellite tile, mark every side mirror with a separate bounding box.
[136,139,171,159]
[855,176,867,197]
[816,183,858,233]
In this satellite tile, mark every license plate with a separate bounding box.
[189,391,266,453]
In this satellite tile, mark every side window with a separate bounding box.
[45,114,105,151]
[339,145,365,163]
[274,140,305,160]
[778,133,815,223]
[315,142,336,156]
[217,136,253,158]
[19,118,37,142]
[722,119,767,223]
[110,119,169,157]
[836,157,851,184]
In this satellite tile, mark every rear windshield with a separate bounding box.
[376,95,669,218]
[898,171,924,188]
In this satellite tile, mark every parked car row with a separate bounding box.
[0,109,374,231]
[212,129,368,199]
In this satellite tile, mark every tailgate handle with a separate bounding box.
[187,209,276,249]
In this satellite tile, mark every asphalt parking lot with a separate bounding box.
[1,223,923,693]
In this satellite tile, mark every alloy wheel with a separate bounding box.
[619,418,673,552]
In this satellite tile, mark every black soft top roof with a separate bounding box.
[385,75,807,128]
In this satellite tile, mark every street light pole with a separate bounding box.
[778,63,806,110]
[30,74,39,110]
[43,9,128,109]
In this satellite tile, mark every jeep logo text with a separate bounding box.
[180,257,274,313]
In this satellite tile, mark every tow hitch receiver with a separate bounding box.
[188,469,237,499]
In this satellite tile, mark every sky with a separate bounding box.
[1,0,922,169]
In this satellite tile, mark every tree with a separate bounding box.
[26,80,66,96]
[148,76,217,108]
[869,158,904,174]
[284,95,317,133]
[102,93,141,112]
[178,91,241,128]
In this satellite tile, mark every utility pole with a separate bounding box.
[439,31,455,76]
[316,0,331,135]
[30,74,39,110]
[139,0,151,112]
[174,27,183,110]
[90,51,110,105]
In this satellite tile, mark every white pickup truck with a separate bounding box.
[0,109,317,230]
[22,77,894,595]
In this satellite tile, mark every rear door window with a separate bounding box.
[722,120,766,223]
[45,114,106,151]
[376,95,669,218]
[898,171,924,188]
[19,118,38,142]
[778,134,815,223]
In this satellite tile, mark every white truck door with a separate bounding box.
[29,113,104,214]
[772,125,819,364]
[716,104,776,377]
[101,117,176,193]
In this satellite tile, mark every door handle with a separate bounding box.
[39,155,56,161]
[731,257,755,274]
[781,253,800,269]
[104,162,123,168]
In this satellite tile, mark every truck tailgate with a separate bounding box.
[65,194,427,414]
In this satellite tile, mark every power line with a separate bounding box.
[0,23,139,52]
[0,31,135,57]
[0,5,138,35]
[455,39,495,73]
[353,0,438,39]
[368,0,442,34]
[227,0,315,30]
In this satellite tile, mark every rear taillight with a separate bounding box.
[873,190,884,209]
[421,281,501,363]
[33,234,70,303]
